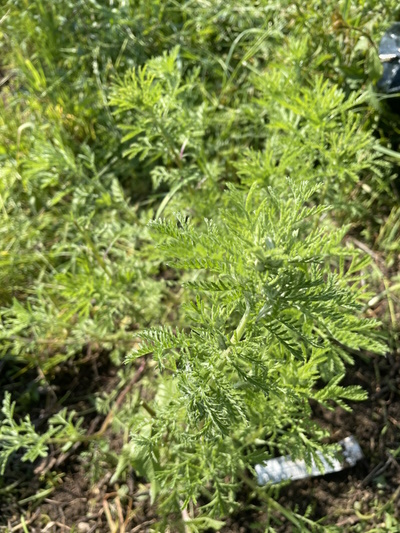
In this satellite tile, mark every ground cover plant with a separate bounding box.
[0,0,400,531]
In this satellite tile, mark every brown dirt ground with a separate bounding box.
[0,347,399,533]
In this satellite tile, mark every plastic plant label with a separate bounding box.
[255,436,363,485]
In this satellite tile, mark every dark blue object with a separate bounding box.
[377,23,400,94]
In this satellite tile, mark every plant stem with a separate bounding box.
[141,400,157,418]
[230,297,251,344]
[239,472,316,532]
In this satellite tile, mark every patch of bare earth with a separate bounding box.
[1,349,399,532]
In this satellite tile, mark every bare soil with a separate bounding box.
[0,348,399,532]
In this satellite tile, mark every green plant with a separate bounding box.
[1,0,399,530]
[0,392,85,475]
[123,181,385,529]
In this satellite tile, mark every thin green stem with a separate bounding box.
[230,297,251,344]
[239,472,316,532]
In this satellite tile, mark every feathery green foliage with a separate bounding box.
[0,392,84,475]
[0,0,399,530]
[124,182,385,523]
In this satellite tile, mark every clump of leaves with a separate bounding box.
[0,392,85,476]
[124,182,385,528]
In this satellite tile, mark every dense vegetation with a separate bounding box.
[0,1,399,531]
